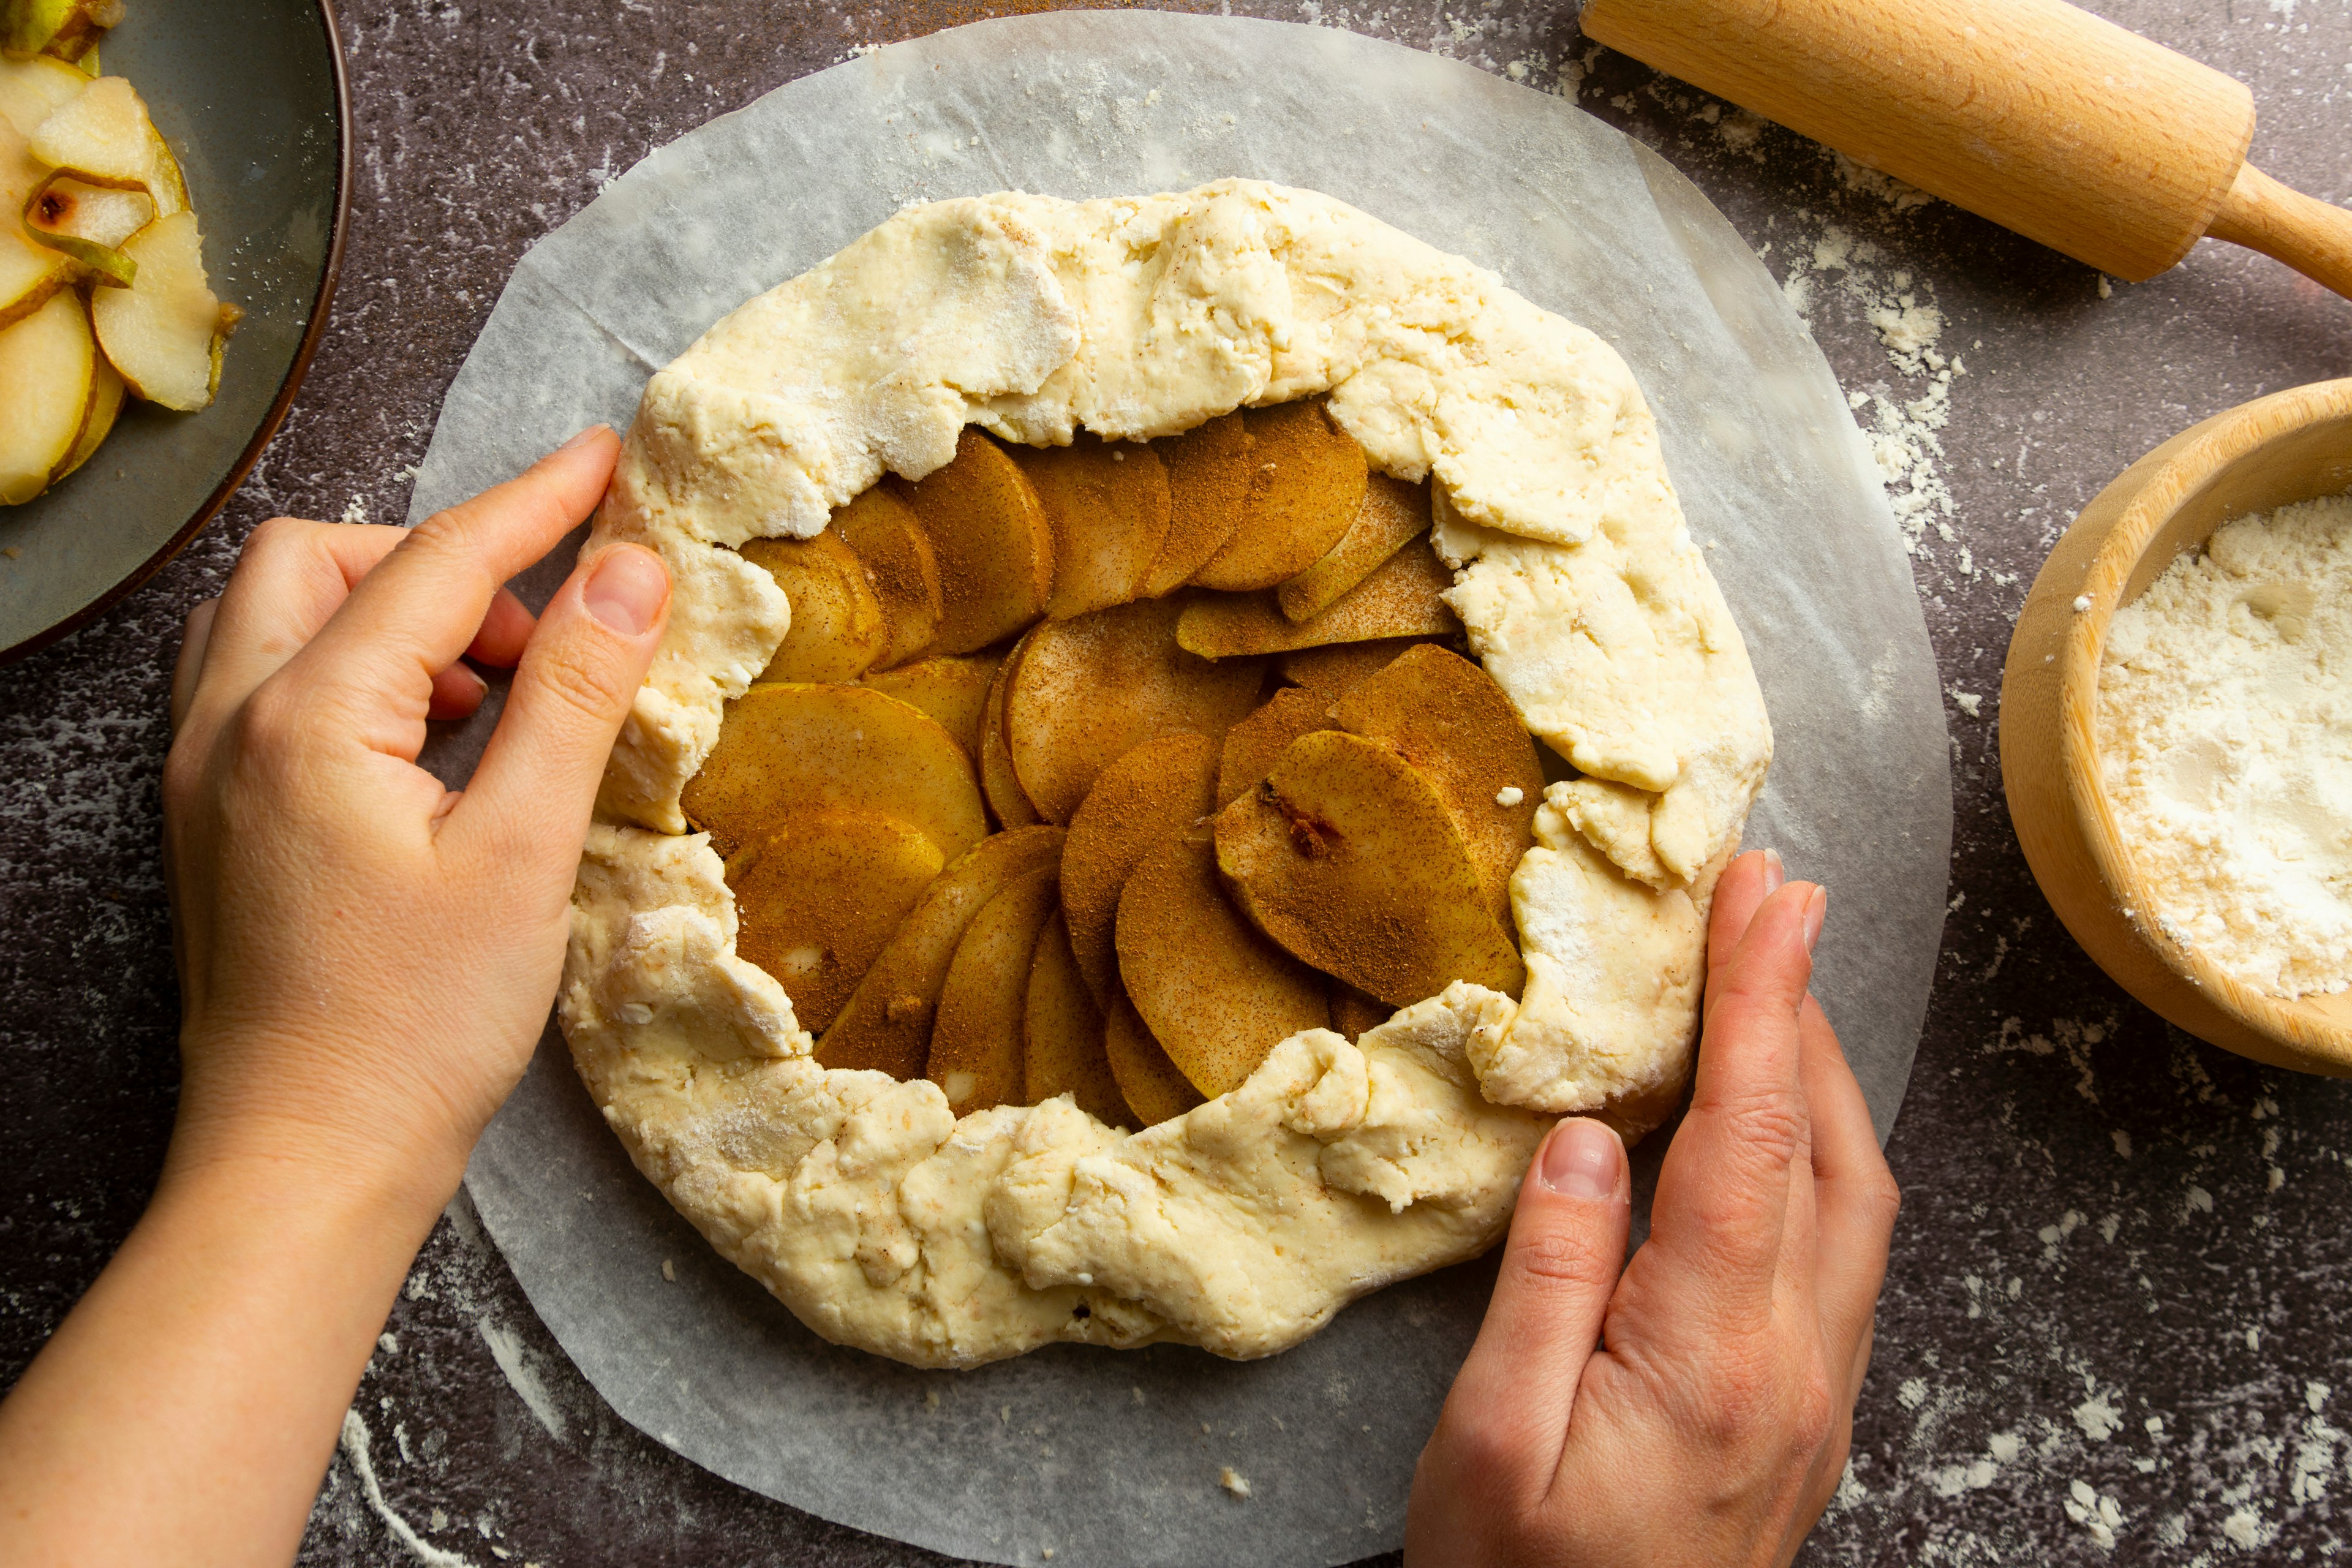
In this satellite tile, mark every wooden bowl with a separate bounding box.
[2002,378,2352,1074]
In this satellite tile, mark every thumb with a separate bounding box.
[1432,1119,1630,1478]
[448,541,670,868]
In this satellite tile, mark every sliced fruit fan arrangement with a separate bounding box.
[688,399,1551,1130]
[2,0,235,507]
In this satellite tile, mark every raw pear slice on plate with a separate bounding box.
[0,287,94,503]
[0,0,122,63]
[0,110,72,328]
[92,210,235,410]
[22,171,151,285]
[0,53,88,140]
[50,350,122,484]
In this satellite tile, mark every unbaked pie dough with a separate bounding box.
[559,180,1772,1368]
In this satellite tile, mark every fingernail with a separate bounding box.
[559,423,611,452]
[1762,846,1785,893]
[1804,886,1828,952]
[583,545,667,635]
[1540,1118,1621,1200]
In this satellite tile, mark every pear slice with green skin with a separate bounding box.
[858,652,1000,758]
[1176,539,1458,658]
[739,527,889,685]
[0,287,92,505]
[49,347,120,485]
[1117,830,1329,1099]
[978,629,1041,829]
[832,483,943,671]
[1331,643,1544,927]
[1060,730,1218,1009]
[680,681,987,867]
[1275,637,1436,701]
[1276,472,1431,622]
[1215,687,1333,809]
[1190,400,1367,593]
[1140,410,1248,597]
[0,0,121,63]
[724,808,947,1035]
[22,170,151,285]
[91,211,227,410]
[1102,992,1204,1128]
[902,427,1055,656]
[1012,431,1172,621]
[1005,595,1265,826]
[1213,729,1525,1008]
[927,865,1061,1117]
[818,824,1065,1079]
[0,52,88,140]
[0,85,72,327]
[1023,911,1128,1128]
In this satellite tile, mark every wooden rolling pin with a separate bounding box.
[1580,0,2352,300]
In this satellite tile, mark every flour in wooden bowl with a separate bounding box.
[2098,494,2352,998]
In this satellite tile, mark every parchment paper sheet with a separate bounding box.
[409,14,1951,1564]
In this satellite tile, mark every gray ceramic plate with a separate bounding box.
[0,0,349,662]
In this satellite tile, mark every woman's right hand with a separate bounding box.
[1405,851,1899,1567]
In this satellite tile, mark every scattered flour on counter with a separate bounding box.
[2097,496,2352,998]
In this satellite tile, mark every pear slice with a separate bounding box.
[0,53,88,140]
[91,211,229,410]
[1102,992,1205,1128]
[1276,472,1431,622]
[978,630,1042,828]
[1177,539,1458,658]
[1332,643,1543,924]
[1216,687,1335,809]
[725,808,947,1035]
[1213,729,1525,1007]
[858,652,1000,758]
[1117,831,1329,1098]
[23,170,152,285]
[680,682,987,865]
[1005,595,1265,825]
[49,347,120,484]
[1140,410,1248,597]
[1329,981,1390,1043]
[1014,432,1172,620]
[1276,637,1437,700]
[27,74,151,189]
[1,0,121,62]
[1023,912,1128,1128]
[0,287,91,505]
[832,482,943,670]
[927,865,1061,1117]
[1059,730,1219,1008]
[819,824,1065,1078]
[739,528,889,684]
[1190,400,1367,592]
[903,427,1054,655]
[0,227,68,331]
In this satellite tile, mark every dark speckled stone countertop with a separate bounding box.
[2,2,2350,1562]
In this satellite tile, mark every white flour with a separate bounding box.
[2098,495,2352,997]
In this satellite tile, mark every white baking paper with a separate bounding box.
[409,13,1950,1565]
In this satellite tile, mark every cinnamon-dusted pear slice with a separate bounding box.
[903,427,1054,655]
[1214,729,1525,1006]
[725,808,946,1034]
[1006,595,1264,825]
[1060,730,1218,1008]
[1276,472,1431,622]
[680,683,986,864]
[1117,832,1328,1098]
[1023,912,1128,1128]
[1216,687,1333,809]
[978,631,1041,828]
[1277,637,1438,699]
[739,529,889,684]
[1329,981,1390,1043]
[859,652,1000,757]
[927,865,1061,1117]
[1012,432,1171,620]
[1177,540,1458,658]
[1191,399,1367,592]
[1102,992,1206,1128]
[1140,411,1248,596]
[1332,643,1543,924]
[818,824,1065,1077]
[832,483,943,670]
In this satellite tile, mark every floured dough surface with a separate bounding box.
[563,180,1773,1365]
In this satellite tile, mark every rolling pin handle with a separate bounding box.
[2206,163,2352,303]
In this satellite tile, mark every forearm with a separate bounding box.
[0,1129,458,1566]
